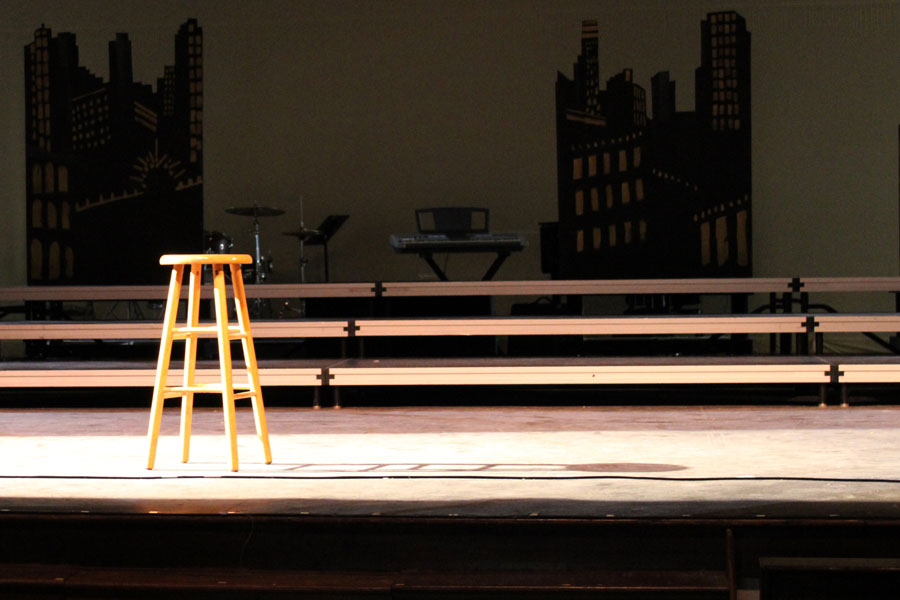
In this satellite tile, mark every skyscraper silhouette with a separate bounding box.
[550,11,751,279]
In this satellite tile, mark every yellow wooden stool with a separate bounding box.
[146,254,272,472]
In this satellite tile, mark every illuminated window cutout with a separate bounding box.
[603,153,611,175]
[573,157,583,180]
[635,178,644,201]
[575,190,584,216]
[618,149,627,172]
[590,187,599,212]
[605,185,614,209]
[608,225,617,248]
[588,154,597,177]
[624,222,633,244]
[621,182,631,205]
[576,230,584,253]
[593,227,602,249]
[716,216,729,265]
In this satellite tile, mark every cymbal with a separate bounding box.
[283,228,322,241]
[226,206,285,217]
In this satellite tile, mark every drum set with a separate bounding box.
[205,204,347,285]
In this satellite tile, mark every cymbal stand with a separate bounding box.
[252,212,264,285]
[298,196,307,316]
[298,196,308,284]
[249,208,270,318]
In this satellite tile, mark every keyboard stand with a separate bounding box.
[418,249,512,281]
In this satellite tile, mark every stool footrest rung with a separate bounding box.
[164,383,253,396]
[173,325,248,339]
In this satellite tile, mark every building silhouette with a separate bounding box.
[24,19,203,285]
[549,11,751,279]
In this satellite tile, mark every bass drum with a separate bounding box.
[204,231,234,254]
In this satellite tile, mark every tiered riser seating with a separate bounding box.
[1,277,898,403]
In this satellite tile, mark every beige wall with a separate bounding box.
[1,0,898,298]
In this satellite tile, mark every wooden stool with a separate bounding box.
[146,254,272,472]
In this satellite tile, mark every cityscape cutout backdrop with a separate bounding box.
[24,19,203,285]
[547,11,751,279]
[23,12,750,284]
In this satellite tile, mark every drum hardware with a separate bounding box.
[225,204,284,285]
[282,227,321,284]
[244,255,274,284]
[283,213,349,284]
[204,231,234,254]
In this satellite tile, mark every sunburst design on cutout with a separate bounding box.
[130,139,187,191]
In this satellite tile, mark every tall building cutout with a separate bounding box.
[24,19,203,285]
[549,12,752,279]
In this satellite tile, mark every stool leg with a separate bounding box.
[180,263,202,463]
[231,263,272,464]
[147,265,184,470]
[212,262,240,472]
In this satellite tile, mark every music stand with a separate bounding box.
[306,215,348,282]
[416,207,489,237]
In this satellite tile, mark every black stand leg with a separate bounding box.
[420,252,449,281]
[482,251,511,281]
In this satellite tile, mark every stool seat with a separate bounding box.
[146,253,271,472]
[160,254,253,266]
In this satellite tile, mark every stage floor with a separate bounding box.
[2,403,900,520]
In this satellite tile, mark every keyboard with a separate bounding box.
[390,233,527,253]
